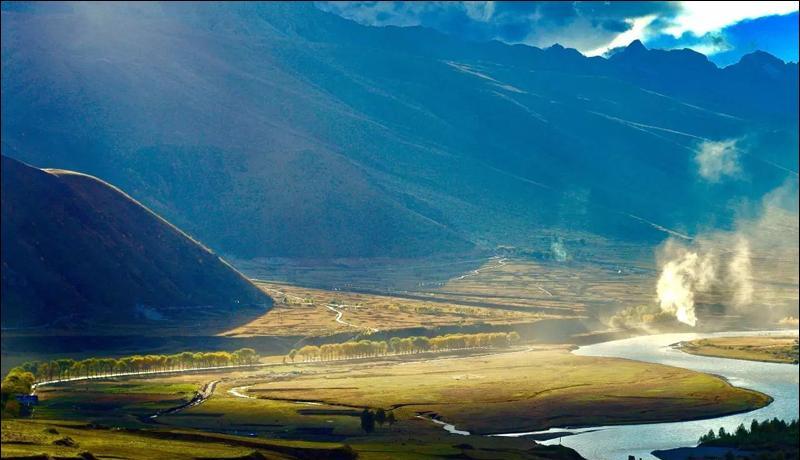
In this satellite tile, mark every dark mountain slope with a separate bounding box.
[1,3,796,260]
[1,156,271,330]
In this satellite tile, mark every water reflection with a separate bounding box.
[538,330,799,460]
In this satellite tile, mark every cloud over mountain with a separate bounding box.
[318,1,799,63]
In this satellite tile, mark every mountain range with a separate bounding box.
[1,2,797,261]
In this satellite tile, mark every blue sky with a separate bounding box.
[319,2,799,66]
[646,11,799,66]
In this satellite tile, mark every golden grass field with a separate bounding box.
[229,346,769,434]
[222,281,550,337]
[29,347,762,436]
[0,418,357,460]
[5,342,771,459]
[6,360,584,460]
[679,336,799,364]
[223,253,662,339]
[0,417,584,460]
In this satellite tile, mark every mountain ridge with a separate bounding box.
[1,155,272,331]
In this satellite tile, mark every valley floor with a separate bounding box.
[3,344,771,460]
[3,257,796,459]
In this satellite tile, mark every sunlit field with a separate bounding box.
[678,336,800,364]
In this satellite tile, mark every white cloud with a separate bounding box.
[585,15,656,56]
[463,1,495,22]
[685,41,734,57]
[319,1,798,60]
[695,139,742,182]
[665,1,799,38]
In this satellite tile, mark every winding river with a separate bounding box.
[521,330,799,460]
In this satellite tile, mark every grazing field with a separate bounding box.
[224,280,551,337]
[239,247,798,333]
[431,258,655,322]
[678,336,800,364]
[35,348,767,438]
[234,347,770,434]
[0,419,357,460]
[0,418,582,460]
[32,379,204,427]
[238,251,657,321]
[8,370,584,460]
[227,253,661,338]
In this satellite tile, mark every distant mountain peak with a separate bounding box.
[737,50,785,67]
[545,43,585,59]
[727,50,788,80]
[626,39,647,52]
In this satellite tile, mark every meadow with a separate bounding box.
[28,345,770,437]
[0,418,358,460]
[230,347,770,434]
[224,280,547,338]
[678,336,800,364]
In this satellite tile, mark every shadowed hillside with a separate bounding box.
[1,2,797,261]
[1,156,272,331]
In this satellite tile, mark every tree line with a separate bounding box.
[287,331,521,362]
[699,418,799,453]
[7,348,260,384]
[2,348,260,418]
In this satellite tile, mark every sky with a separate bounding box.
[317,1,799,67]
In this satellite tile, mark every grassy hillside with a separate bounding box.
[1,156,271,331]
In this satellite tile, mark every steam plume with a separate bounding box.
[695,139,742,182]
[656,243,714,326]
[655,181,798,326]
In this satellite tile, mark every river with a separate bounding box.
[520,330,799,460]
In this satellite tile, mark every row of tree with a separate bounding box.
[287,332,521,362]
[699,418,799,451]
[10,348,260,384]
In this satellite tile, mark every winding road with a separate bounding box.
[31,363,265,393]
[150,379,220,419]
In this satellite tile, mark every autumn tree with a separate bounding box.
[360,409,375,433]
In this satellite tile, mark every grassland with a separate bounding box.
[238,253,658,324]
[30,348,766,437]
[0,417,585,460]
[0,418,358,460]
[4,343,773,459]
[224,254,660,339]
[223,280,549,337]
[237,242,798,334]
[678,336,799,364]
[229,347,770,435]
